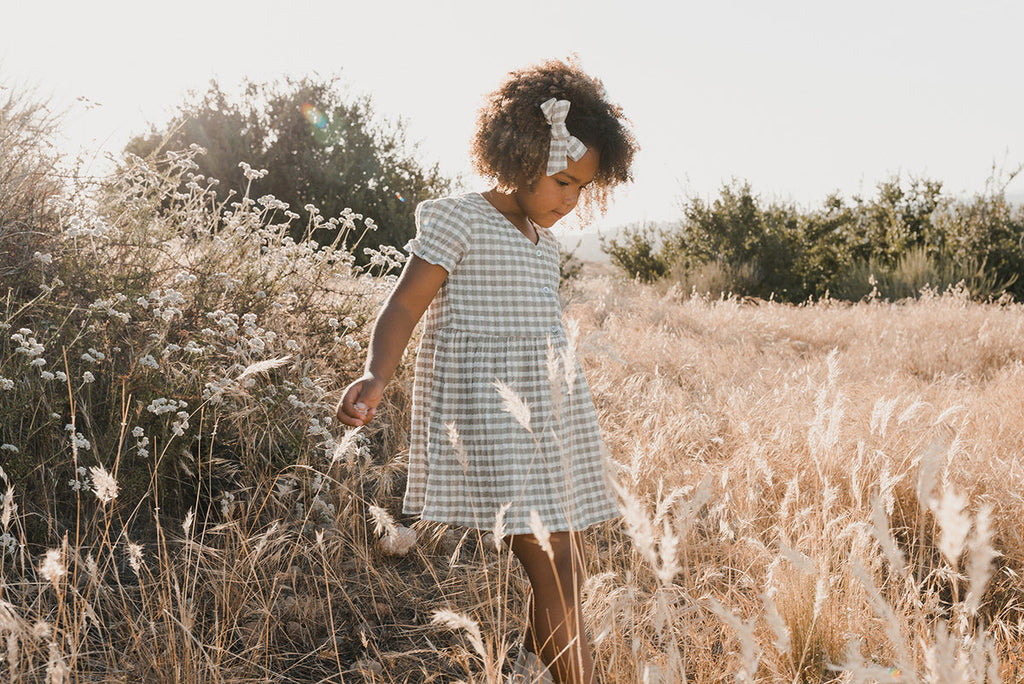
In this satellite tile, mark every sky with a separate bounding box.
[2,0,1022,231]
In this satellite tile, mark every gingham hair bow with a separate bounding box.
[540,98,587,176]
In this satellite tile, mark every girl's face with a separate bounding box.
[514,146,600,228]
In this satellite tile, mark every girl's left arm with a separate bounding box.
[336,255,449,427]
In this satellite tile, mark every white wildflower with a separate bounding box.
[82,371,95,384]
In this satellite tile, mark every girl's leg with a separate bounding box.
[509,531,597,684]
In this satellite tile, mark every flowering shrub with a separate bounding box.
[0,143,402,543]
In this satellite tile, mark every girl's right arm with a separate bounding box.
[336,255,450,427]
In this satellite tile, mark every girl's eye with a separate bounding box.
[556,180,569,187]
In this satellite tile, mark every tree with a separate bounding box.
[125,76,452,256]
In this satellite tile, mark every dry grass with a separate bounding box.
[565,278,1023,682]
[3,86,1021,682]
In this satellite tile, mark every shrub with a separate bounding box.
[600,222,671,283]
[605,174,1023,303]
[0,141,398,545]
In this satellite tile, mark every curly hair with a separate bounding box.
[471,58,638,216]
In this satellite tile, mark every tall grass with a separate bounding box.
[2,87,1021,682]
[568,280,1021,682]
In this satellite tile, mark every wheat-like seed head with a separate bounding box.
[430,609,486,659]
[493,379,531,431]
[933,487,971,570]
[38,549,65,589]
[965,503,999,617]
[528,510,553,560]
[234,355,292,382]
[368,504,398,539]
[492,502,512,551]
[88,465,118,504]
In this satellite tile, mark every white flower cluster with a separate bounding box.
[148,288,186,323]
[81,348,105,363]
[89,294,130,323]
[207,310,240,337]
[132,426,150,458]
[64,212,113,239]
[362,244,406,271]
[68,465,92,492]
[11,329,45,359]
[146,397,187,416]
[238,161,269,181]
[171,411,190,437]
[143,397,191,436]
[307,417,331,438]
[64,425,91,451]
[257,194,289,211]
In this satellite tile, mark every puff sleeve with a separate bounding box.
[404,197,472,274]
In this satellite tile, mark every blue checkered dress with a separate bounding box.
[401,192,619,534]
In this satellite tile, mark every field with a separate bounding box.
[2,141,1023,682]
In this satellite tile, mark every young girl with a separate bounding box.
[337,59,636,684]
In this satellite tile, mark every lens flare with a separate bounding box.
[395,192,405,203]
[301,103,328,130]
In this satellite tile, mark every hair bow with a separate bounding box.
[540,98,587,176]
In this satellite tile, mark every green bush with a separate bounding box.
[600,222,671,283]
[125,75,452,259]
[663,181,806,300]
[604,174,1023,303]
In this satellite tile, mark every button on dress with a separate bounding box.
[402,192,619,534]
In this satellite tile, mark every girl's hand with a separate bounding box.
[336,374,385,427]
